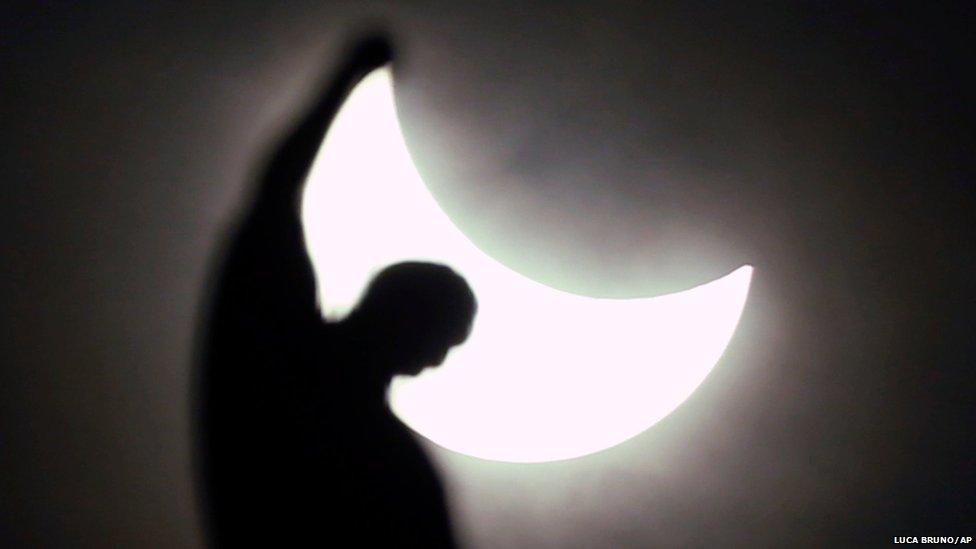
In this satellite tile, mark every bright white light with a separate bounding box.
[301,67,753,463]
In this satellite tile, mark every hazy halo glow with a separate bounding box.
[301,66,753,463]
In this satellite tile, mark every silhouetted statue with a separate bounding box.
[198,37,475,547]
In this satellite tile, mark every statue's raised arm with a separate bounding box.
[213,37,393,332]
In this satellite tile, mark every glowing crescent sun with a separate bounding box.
[301,66,752,463]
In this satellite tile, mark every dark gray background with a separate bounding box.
[2,2,973,547]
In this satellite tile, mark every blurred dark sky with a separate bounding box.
[1,2,973,547]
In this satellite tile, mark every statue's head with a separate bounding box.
[344,262,477,377]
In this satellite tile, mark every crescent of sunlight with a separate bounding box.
[300,66,753,463]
